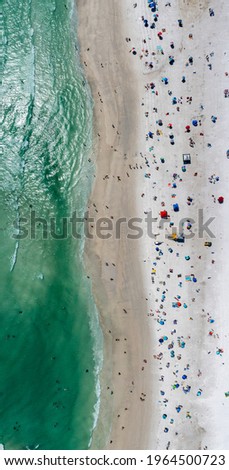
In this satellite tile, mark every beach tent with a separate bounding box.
[183,153,191,164]
[173,203,179,212]
[160,210,168,219]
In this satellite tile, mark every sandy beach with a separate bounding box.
[77,0,229,450]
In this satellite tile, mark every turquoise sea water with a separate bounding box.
[0,0,102,449]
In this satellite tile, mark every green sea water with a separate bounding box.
[0,0,102,450]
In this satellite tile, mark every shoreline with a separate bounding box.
[77,0,229,450]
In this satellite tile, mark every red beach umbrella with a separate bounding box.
[218,196,224,204]
[160,210,168,219]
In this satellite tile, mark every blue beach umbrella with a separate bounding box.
[192,119,198,126]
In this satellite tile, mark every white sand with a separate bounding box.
[77,0,229,449]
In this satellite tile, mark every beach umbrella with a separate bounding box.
[192,119,198,126]
[173,203,179,212]
[160,210,168,219]
[218,196,224,204]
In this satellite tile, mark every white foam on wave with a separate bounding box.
[10,241,19,272]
